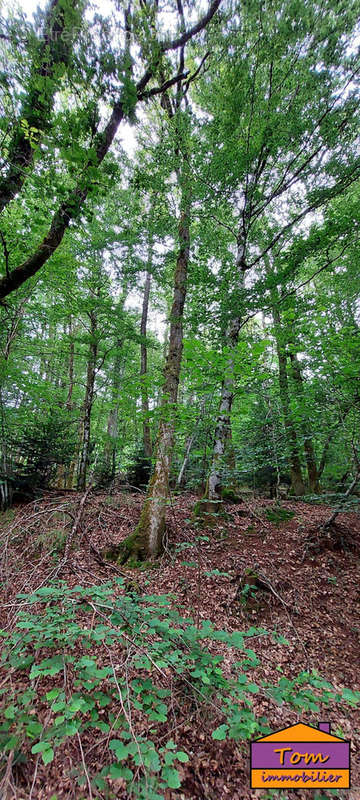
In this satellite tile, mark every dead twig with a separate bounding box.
[0,748,14,799]
[77,732,93,800]
[60,483,94,567]
[321,469,360,533]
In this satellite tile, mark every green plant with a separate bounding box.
[0,580,358,798]
[239,581,258,606]
[265,506,295,524]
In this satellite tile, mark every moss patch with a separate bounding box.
[221,487,243,504]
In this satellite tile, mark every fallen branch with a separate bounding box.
[61,482,93,566]
[256,571,297,612]
[321,470,360,532]
[233,568,297,613]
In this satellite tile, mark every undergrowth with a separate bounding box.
[0,579,358,799]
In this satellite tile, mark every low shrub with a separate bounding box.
[0,580,358,798]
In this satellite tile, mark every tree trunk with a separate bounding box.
[103,284,129,478]
[140,269,152,459]
[77,310,98,491]
[289,351,320,492]
[66,317,75,410]
[0,297,29,507]
[103,341,123,479]
[177,432,195,488]
[207,235,246,502]
[122,179,191,560]
[272,307,306,496]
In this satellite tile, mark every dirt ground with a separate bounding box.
[0,490,359,800]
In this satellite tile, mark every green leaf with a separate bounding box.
[109,740,129,760]
[212,724,228,740]
[31,742,48,754]
[42,747,54,765]
[230,632,244,648]
[161,766,181,789]
[341,688,360,706]
[109,763,133,780]
[175,751,189,763]
[46,688,61,701]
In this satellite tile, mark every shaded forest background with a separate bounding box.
[0,0,359,539]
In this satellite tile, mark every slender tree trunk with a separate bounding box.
[103,284,129,478]
[0,389,11,509]
[66,317,75,410]
[140,269,152,458]
[177,431,196,487]
[176,394,205,488]
[288,351,320,492]
[64,318,77,488]
[77,310,98,491]
[104,341,123,478]
[272,307,306,496]
[207,236,246,502]
[0,297,29,507]
[123,177,191,559]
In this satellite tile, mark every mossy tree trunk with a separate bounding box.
[123,177,191,560]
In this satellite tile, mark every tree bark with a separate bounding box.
[272,306,306,495]
[288,351,320,492]
[77,310,98,491]
[123,177,191,559]
[140,269,152,458]
[207,234,246,502]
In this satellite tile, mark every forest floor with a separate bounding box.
[0,490,359,800]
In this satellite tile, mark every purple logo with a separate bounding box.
[250,722,351,788]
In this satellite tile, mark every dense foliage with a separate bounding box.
[1,0,359,521]
[0,0,359,794]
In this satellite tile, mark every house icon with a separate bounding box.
[250,722,351,788]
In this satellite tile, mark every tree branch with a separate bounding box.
[0,0,223,299]
[162,0,222,52]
